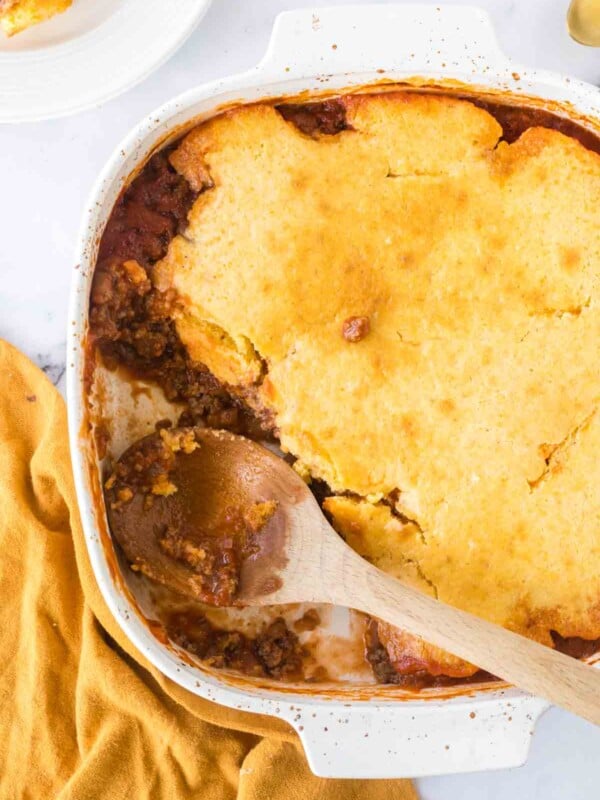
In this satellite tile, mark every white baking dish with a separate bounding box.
[67,4,600,779]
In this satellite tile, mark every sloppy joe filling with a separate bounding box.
[166,612,304,680]
[91,92,600,685]
[105,426,280,607]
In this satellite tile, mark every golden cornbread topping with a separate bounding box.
[91,91,600,684]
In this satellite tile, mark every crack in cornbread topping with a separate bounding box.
[92,92,600,683]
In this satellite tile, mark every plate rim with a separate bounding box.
[0,0,213,123]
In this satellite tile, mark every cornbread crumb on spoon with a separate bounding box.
[106,427,600,726]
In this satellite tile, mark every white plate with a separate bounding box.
[0,0,212,123]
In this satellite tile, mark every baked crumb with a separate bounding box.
[159,427,199,455]
[150,474,178,496]
[122,259,149,286]
[342,316,370,343]
[293,608,321,633]
[243,499,278,532]
[103,428,184,507]
[159,527,207,568]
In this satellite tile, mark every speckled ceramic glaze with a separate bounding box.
[67,5,600,779]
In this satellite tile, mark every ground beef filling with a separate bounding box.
[467,96,600,155]
[90,150,272,438]
[363,619,496,689]
[91,96,600,684]
[166,612,304,680]
[276,98,349,136]
[104,427,279,607]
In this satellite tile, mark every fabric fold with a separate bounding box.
[0,340,416,799]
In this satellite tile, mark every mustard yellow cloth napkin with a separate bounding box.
[0,340,418,800]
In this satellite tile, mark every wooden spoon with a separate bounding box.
[107,428,600,726]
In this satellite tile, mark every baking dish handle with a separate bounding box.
[286,693,548,779]
[258,4,512,79]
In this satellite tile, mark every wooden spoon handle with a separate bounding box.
[324,537,600,726]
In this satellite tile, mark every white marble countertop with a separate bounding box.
[1,1,599,796]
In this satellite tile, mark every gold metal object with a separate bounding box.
[568,0,600,45]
